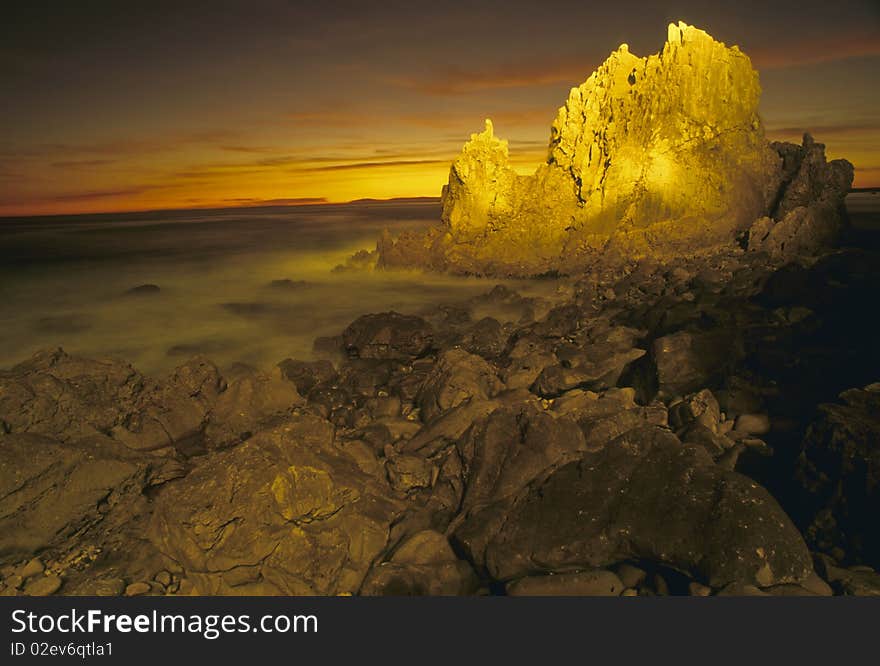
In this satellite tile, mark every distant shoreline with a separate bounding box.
[2,190,878,223]
[0,196,443,223]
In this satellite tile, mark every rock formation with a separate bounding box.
[377,22,853,276]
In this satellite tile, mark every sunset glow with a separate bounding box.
[1,1,878,217]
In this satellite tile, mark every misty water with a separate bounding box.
[0,199,559,376]
[3,194,877,378]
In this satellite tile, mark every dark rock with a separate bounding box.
[456,405,586,512]
[416,349,503,422]
[796,384,880,568]
[647,329,740,400]
[268,279,313,290]
[507,570,624,596]
[33,314,92,334]
[124,284,160,296]
[748,135,854,260]
[363,528,478,596]
[552,387,667,451]
[668,389,721,432]
[277,359,337,395]
[456,426,813,588]
[312,335,344,359]
[530,345,644,397]
[204,366,302,450]
[456,317,508,359]
[385,449,436,494]
[342,312,434,360]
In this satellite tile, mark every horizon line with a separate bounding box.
[0,195,444,222]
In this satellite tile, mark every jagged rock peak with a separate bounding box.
[377,22,852,276]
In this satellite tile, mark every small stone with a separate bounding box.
[6,574,23,590]
[614,563,647,589]
[154,570,172,587]
[124,582,151,597]
[23,574,62,596]
[717,583,768,596]
[800,571,833,596]
[177,579,195,595]
[94,578,126,596]
[734,413,771,435]
[688,582,712,596]
[652,573,670,596]
[19,558,45,580]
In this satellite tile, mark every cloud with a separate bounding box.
[220,197,329,206]
[51,158,118,168]
[47,187,154,202]
[388,58,597,96]
[749,33,880,70]
[306,158,448,172]
[766,122,880,137]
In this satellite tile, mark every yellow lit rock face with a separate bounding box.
[378,22,851,276]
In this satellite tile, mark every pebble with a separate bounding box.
[734,413,771,435]
[614,563,647,589]
[688,582,712,596]
[800,571,833,596]
[652,573,670,596]
[19,558,45,580]
[177,579,195,595]
[124,582,151,597]
[94,578,126,596]
[154,570,172,587]
[24,574,62,596]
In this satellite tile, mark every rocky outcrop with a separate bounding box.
[376,23,853,276]
[4,215,879,597]
[796,384,880,568]
[747,134,854,260]
[0,349,302,456]
[455,426,814,588]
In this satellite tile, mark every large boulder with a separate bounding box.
[203,365,302,449]
[795,384,880,568]
[148,418,406,595]
[456,426,813,589]
[0,349,225,454]
[416,348,503,422]
[0,433,180,560]
[456,404,587,512]
[747,135,853,261]
[341,312,434,360]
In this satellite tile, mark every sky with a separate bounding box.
[1,0,878,216]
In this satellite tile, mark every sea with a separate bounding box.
[2,193,877,377]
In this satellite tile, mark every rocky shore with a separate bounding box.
[1,21,877,597]
[1,228,878,596]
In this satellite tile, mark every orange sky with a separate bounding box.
[1,1,878,217]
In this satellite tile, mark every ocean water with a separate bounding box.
[2,194,876,377]
[0,199,555,376]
